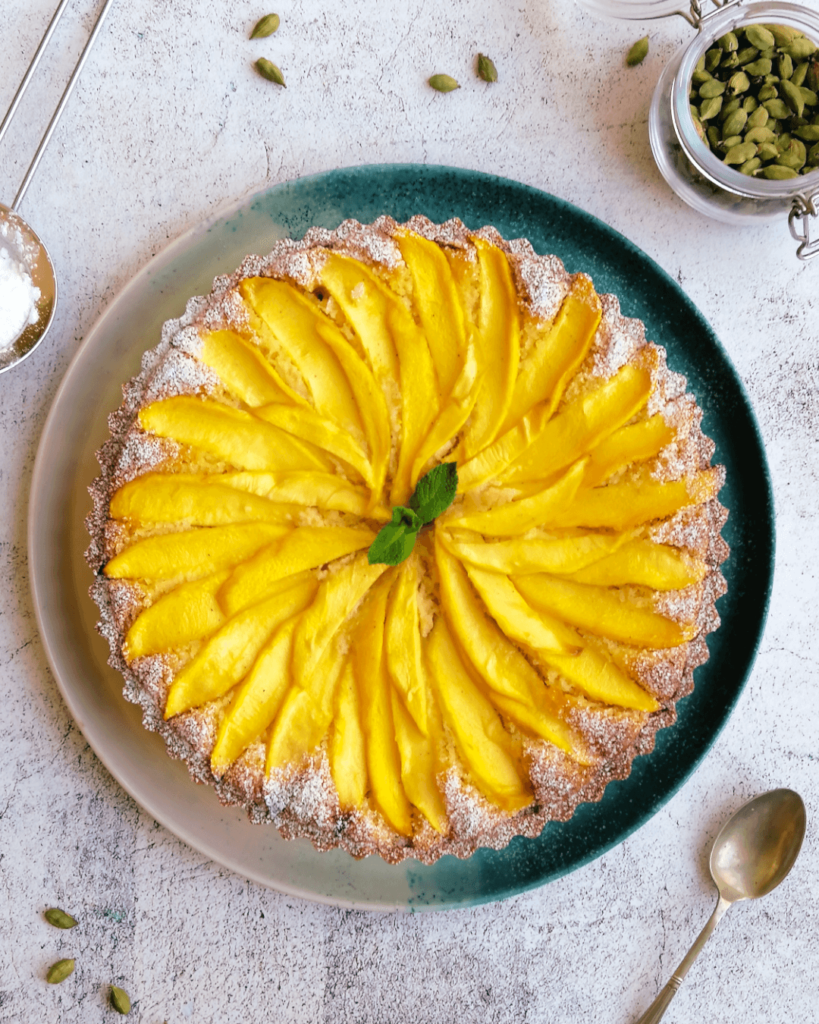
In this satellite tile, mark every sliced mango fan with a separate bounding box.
[101,227,723,836]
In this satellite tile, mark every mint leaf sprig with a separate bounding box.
[368,462,458,566]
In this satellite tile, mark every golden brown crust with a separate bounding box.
[86,216,728,864]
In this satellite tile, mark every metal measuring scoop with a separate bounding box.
[635,788,807,1024]
[0,0,114,375]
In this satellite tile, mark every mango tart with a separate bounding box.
[86,216,728,864]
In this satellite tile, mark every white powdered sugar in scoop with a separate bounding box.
[0,244,40,350]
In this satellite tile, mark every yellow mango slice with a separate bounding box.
[549,468,723,530]
[239,277,364,440]
[254,403,373,486]
[543,647,659,712]
[139,396,332,473]
[391,691,447,833]
[456,400,553,493]
[426,618,531,811]
[584,415,675,488]
[410,338,482,485]
[449,460,586,535]
[210,617,297,775]
[110,473,296,527]
[395,229,467,399]
[199,329,303,407]
[443,527,625,576]
[104,522,290,582]
[220,526,375,616]
[460,239,520,458]
[266,641,347,774]
[124,570,230,661]
[330,660,368,809]
[385,558,428,733]
[464,563,577,655]
[434,536,539,704]
[353,575,412,834]
[500,273,602,435]
[219,470,389,519]
[567,540,707,590]
[514,574,693,648]
[292,554,389,693]
[164,575,318,718]
[501,362,654,486]
[489,690,591,762]
[316,254,433,506]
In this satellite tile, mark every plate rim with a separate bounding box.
[28,162,775,911]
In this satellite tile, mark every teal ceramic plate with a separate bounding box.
[29,165,774,911]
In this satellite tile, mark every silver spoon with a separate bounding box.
[0,0,114,375]
[635,788,806,1024]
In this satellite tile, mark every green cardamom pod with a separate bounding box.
[744,58,772,77]
[254,58,285,86]
[250,13,280,39]
[429,74,460,93]
[778,54,794,81]
[785,39,818,62]
[700,96,723,121]
[780,78,806,116]
[764,98,791,118]
[763,73,781,85]
[477,54,498,82]
[764,25,803,49]
[800,86,818,106]
[718,31,739,53]
[736,46,760,66]
[763,163,799,178]
[728,70,751,94]
[111,986,132,1015]
[803,165,818,174]
[747,105,768,126]
[745,25,776,51]
[626,36,649,67]
[719,97,742,121]
[707,125,721,147]
[740,156,762,175]
[807,60,819,92]
[777,137,807,169]
[722,109,748,137]
[809,141,819,163]
[705,48,722,72]
[743,95,760,112]
[720,134,744,150]
[791,62,810,88]
[46,959,75,984]
[724,141,758,165]
[44,908,78,929]
[757,142,780,162]
[744,125,777,144]
[692,69,713,86]
[757,84,779,101]
[692,116,706,141]
[721,52,740,70]
[695,53,706,73]
[795,124,819,142]
[690,103,701,121]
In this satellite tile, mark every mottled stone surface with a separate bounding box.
[2,0,819,1021]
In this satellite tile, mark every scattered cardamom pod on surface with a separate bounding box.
[250,13,280,38]
[46,959,75,984]
[429,74,460,93]
[110,986,132,1015]
[626,36,649,67]
[254,58,285,86]
[477,53,498,82]
[44,908,77,929]
[690,23,819,177]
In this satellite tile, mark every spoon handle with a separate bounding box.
[634,895,731,1024]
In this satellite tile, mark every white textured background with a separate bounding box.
[2,0,819,1021]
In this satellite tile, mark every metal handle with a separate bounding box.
[789,192,819,262]
[633,895,732,1024]
[1,0,116,211]
[678,0,743,29]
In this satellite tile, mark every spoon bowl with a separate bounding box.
[0,204,57,375]
[710,788,806,903]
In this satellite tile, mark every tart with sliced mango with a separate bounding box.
[87,216,728,864]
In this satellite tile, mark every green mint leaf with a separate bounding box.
[410,462,458,524]
[367,521,419,566]
[391,505,423,531]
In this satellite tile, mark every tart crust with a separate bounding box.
[86,216,728,865]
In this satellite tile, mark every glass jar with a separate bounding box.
[579,0,819,259]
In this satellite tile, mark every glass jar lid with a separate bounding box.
[576,0,700,21]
